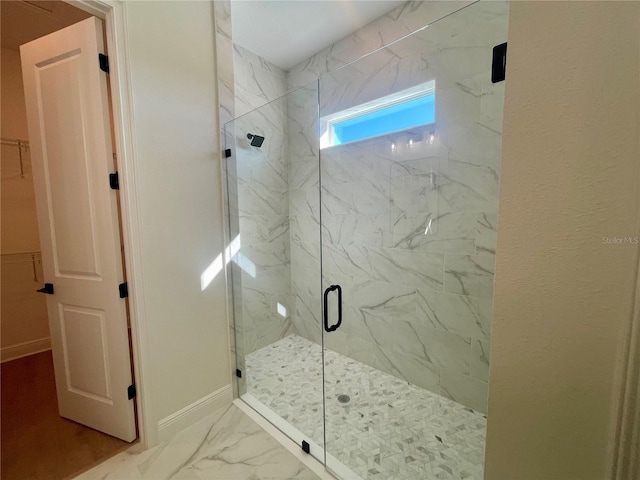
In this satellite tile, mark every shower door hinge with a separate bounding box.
[491,42,507,83]
[109,172,120,190]
[119,282,128,298]
[235,368,242,378]
[99,54,110,74]
[301,440,310,454]
[127,384,136,400]
[225,149,232,158]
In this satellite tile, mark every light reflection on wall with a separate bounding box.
[200,235,256,291]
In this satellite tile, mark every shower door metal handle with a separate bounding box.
[323,284,342,333]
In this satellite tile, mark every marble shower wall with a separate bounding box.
[287,1,509,413]
[228,0,462,368]
[287,84,323,346]
[228,0,507,413]
[286,0,473,91]
[284,0,477,353]
[231,45,293,355]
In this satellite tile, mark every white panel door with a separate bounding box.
[20,17,136,442]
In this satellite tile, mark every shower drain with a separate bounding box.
[337,394,350,404]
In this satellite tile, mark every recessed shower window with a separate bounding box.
[320,80,435,149]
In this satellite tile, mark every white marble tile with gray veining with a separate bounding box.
[289,186,321,218]
[340,305,394,350]
[470,339,490,382]
[350,178,392,215]
[315,3,508,119]
[324,331,375,374]
[319,53,432,118]
[74,404,319,480]
[287,86,319,172]
[393,321,471,375]
[416,289,492,342]
[236,146,289,192]
[440,368,489,414]
[348,276,417,319]
[325,245,444,291]
[289,213,320,245]
[289,155,319,190]
[289,242,321,302]
[228,0,509,448]
[320,182,356,215]
[389,169,440,215]
[238,287,276,321]
[286,1,473,90]
[241,240,290,268]
[443,121,504,170]
[320,243,374,280]
[237,179,289,217]
[321,151,375,185]
[236,107,287,142]
[392,211,478,254]
[215,1,235,127]
[321,213,393,248]
[254,319,295,352]
[374,343,442,392]
[239,214,289,247]
[476,212,498,256]
[436,161,500,214]
[233,44,288,118]
[292,293,323,344]
[444,254,495,299]
[241,265,290,297]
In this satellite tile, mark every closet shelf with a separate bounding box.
[1,251,42,265]
[1,137,30,178]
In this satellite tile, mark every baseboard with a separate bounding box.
[157,384,233,443]
[1,337,51,363]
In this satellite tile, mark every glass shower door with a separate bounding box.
[319,2,509,479]
[225,83,325,462]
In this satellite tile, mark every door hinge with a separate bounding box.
[235,368,242,378]
[491,42,507,84]
[127,384,136,400]
[224,149,232,158]
[109,172,119,190]
[119,282,128,298]
[301,440,310,454]
[99,53,110,74]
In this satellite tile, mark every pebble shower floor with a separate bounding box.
[245,334,487,480]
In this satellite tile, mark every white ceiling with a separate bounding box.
[231,0,406,70]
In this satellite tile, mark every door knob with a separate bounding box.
[37,283,54,294]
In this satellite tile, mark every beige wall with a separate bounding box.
[1,0,231,433]
[1,48,29,140]
[124,1,231,423]
[485,1,640,478]
[1,48,41,254]
[1,47,50,357]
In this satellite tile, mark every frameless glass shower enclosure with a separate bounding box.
[225,2,508,478]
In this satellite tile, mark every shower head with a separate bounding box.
[247,133,265,148]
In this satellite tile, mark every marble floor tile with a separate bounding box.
[246,334,487,480]
[73,404,320,480]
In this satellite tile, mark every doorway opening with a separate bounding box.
[1,1,137,478]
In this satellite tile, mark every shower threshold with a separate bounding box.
[240,392,361,480]
[244,334,487,480]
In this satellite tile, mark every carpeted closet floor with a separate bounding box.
[1,351,131,480]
